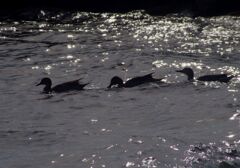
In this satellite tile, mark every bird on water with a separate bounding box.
[36,77,89,93]
[107,73,163,88]
[176,67,234,83]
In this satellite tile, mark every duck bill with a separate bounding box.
[36,82,42,86]
[176,70,183,73]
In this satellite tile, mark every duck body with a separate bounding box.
[176,67,234,83]
[36,77,88,93]
[197,74,234,83]
[51,80,88,92]
[124,73,162,87]
[108,73,163,88]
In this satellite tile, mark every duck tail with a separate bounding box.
[83,83,90,88]
[76,78,84,82]
[223,75,235,83]
[154,77,164,82]
[228,75,235,80]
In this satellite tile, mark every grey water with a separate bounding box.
[0,11,240,168]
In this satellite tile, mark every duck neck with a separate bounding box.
[43,84,52,93]
[187,72,194,81]
[188,74,194,81]
[119,83,125,88]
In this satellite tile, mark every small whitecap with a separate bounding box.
[137,151,142,155]
[67,44,76,49]
[82,158,88,162]
[66,55,74,59]
[32,66,39,70]
[101,57,109,62]
[106,145,114,150]
[44,65,52,70]
[40,10,46,16]
[170,145,179,151]
[23,58,31,62]
[67,34,74,38]
[107,16,116,23]
[91,119,98,124]
[142,156,157,168]
[125,162,135,167]
[226,134,235,138]
[152,60,167,68]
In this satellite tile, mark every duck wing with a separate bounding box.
[197,74,233,83]
[219,75,234,83]
[52,79,88,93]
[125,73,163,87]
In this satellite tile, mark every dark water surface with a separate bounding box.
[0,11,240,168]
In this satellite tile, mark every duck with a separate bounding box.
[36,77,89,93]
[176,67,234,83]
[107,73,163,88]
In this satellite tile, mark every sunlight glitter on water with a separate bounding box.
[127,15,240,57]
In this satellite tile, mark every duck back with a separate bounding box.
[52,80,88,93]
[125,73,162,88]
[197,74,233,83]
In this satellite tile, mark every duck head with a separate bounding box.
[107,76,124,88]
[36,77,52,92]
[176,67,194,81]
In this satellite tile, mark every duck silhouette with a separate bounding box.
[176,67,234,83]
[107,73,163,88]
[36,77,89,93]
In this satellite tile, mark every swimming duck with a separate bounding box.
[176,67,234,83]
[107,73,163,88]
[36,77,89,93]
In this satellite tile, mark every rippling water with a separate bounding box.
[0,11,240,168]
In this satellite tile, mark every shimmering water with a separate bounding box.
[0,11,240,168]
